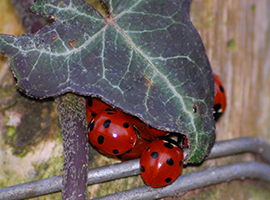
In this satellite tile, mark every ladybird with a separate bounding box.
[86,105,95,125]
[183,137,188,148]
[213,74,227,121]
[88,111,136,156]
[140,139,184,188]
[116,109,155,141]
[115,126,153,161]
[175,134,188,149]
[86,97,114,120]
[146,125,169,138]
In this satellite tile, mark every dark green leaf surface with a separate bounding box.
[0,0,215,163]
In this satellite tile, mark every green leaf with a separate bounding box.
[0,0,215,163]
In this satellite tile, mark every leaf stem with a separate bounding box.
[55,93,89,200]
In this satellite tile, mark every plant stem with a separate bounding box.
[55,93,89,200]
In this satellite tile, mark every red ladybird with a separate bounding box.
[88,111,136,156]
[86,97,114,123]
[115,126,153,161]
[140,139,184,188]
[183,137,188,148]
[176,134,188,149]
[146,125,169,138]
[86,105,95,125]
[213,74,227,121]
[116,109,155,141]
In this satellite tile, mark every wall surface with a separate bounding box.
[184,0,270,199]
[191,0,270,141]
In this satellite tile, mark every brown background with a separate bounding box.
[191,0,270,142]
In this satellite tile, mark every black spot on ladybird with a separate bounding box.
[123,122,129,128]
[179,160,182,167]
[113,149,119,154]
[87,98,93,107]
[165,178,172,183]
[164,142,174,149]
[167,158,174,166]
[213,112,223,122]
[140,166,145,172]
[105,108,113,111]
[213,104,222,112]
[107,112,115,115]
[219,85,224,92]
[103,119,111,128]
[125,148,132,154]
[88,121,95,132]
[151,152,159,159]
[97,136,104,144]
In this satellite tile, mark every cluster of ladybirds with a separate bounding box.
[86,73,226,188]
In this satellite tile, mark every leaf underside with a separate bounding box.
[0,0,215,163]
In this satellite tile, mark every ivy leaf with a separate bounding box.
[0,0,215,163]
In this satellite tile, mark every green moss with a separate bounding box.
[53,129,63,141]
[20,143,64,199]
[227,39,236,50]
[25,191,62,200]
[88,176,144,198]
[0,169,17,188]
[251,5,256,13]
[3,97,54,157]
[206,20,213,28]
[31,155,63,181]
[86,153,144,198]
[6,126,16,137]
[12,147,29,157]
